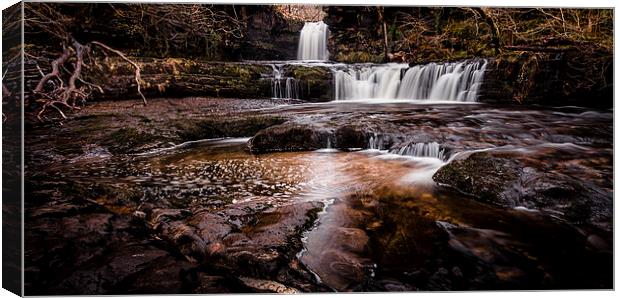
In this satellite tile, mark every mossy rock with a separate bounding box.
[433,151,520,205]
[175,116,287,142]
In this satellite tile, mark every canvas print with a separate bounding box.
[1,2,614,295]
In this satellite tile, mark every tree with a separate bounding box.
[23,3,246,120]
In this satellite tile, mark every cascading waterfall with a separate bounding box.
[270,64,300,99]
[334,65,405,100]
[365,134,448,161]
[368,133,387,150]
[334,60,487,101]
[297,21,330,61]
[392,142,448,160]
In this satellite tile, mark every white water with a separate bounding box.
[392,142,448,160]
[368,133,387,150]
[334,60,487,102]
[270,64,300,99]
[297,21,330,61]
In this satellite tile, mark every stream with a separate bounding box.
[28,100,613,291]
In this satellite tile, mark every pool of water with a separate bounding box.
[40,131,612,290]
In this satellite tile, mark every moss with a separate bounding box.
[433,152,520,204]
[335,51,385,64]
[175,115,287,142]
[287,65,329,80]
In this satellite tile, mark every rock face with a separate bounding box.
[87,59,273,100]
[477,50,613,108]
[323,6,387,63]
[282,64,333,101]
[41,59,336,102]
[239,6,304,60]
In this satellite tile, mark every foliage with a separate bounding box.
[480,8,613,50]
[274,5,326,22]
[23,3,247,120]
[108,4,245,58]
[327,6,613,63]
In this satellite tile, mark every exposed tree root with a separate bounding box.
[32,38,146,121]
[25,2,149,121]
[91,41,147,106]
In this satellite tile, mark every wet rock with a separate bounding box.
[329,227,370,254]
[380,280,413,291]
[247,117,405,153]
[132,210,146,220]
[92,60,273,100]
[175,116,287,142]
[237,276,300,293]
[586,234,611,251]
[102,128,169,154]
[248,122,332,152]
[139,200,322,291]
[283,64,333,101]
[435,219,613,289]
[46,244,173,295]
[307,249,373,291]
[188,212,232,244]
[240,6,304,60]
[146,209,208,262]
[191,274,236,293]
[479,53,612,108]
[433,149,612,227]
[334,125,367,148]
[432,151,521,205]
[113,255,194,294]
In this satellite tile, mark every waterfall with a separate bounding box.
[392,142,448,160]
[367,136,449,160]
[333,60,487,101]
[368,133,387,150]
[297,21,329,61]
[270,64,300,99]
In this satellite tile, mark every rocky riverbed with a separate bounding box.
[24,97,612,294]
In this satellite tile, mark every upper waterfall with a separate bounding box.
[333,60,487,102]
[297,21,330,61]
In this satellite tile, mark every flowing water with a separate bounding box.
[262,58,487,102]
[37,101,612,291]
[297,21,330,61]
[333,60,487,101]
[269,64,300,99]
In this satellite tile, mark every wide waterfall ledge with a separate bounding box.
[333,60,488,102]
[297,21,330,61]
